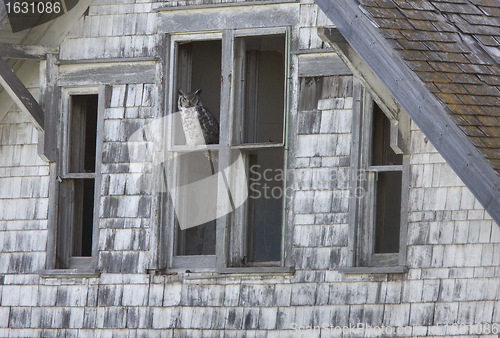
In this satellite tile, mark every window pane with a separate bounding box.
[371,104,402,166]
[246,148,283,262]
[374,171,402,253]
[68,95,98,173]
[175,150,219,256]
[175,40,221,146]
[234,34,285,144]
[72,178,95,257]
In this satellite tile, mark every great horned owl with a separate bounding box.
[177,89,219,146]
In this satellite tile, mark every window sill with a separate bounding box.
[148,266,294,278]
[39,269,100,279]
[338,266,407,274]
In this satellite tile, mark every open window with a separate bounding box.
[164,28,289,270]
[345,88,409,272]
[56,91,102,269]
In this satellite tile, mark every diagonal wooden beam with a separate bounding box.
[0,58,44,130]
[0,43,59,59]
[0,1,6,24]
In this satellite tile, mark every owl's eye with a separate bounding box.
[182,98,187,102]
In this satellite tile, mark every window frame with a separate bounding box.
[343,82,409,273]
[162,27,291,271]
[55,85,105,270]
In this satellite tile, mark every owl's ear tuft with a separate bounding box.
[178,89,185,96]
[194,89,202,95]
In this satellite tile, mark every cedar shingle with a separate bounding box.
[398,50,429,60]
[372,0,398,8]
[431,2,483,14]
[477,74,500,85]
[398,39,431,50]
[460,115,483,125]
[379,28,406,39]
[358,0,381,6]
[460,126,487,137]
[448,103,484,115]
[373,18,414,29]
[445,73,482,84]
[476,115,500,126]
[456,63,493,75]
[423,41,470,53]
[472,35,500,47]
[477,147,500,158]
[431,20,458,32]
[449,114,469,125]
[363,7,405,18]
[386,39,404,49]
[429,61,464,73]
[415,71,451,82]
[477,6,500,16]
[468,136,487,147]
[435,93,464,104]
[409,19,439,31]
[478,125,500,136]
[469,0,500,6]
[463,84,500,96]
[457,94,500,105]
[465,53,495,65]
[401,31,460,42]
[433,52,469,63]
[460,14,500,26]
[454,21,500,35]
[393,0,414,9]
[479,106,500,116]
[430,0,469,4]
[409,1,437,10]
[406,60,435,71]
[421,51,444,61]
[424,82,442,92]
[399,9,442,20]
[435,83,468,94]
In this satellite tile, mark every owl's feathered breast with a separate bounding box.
[179,105,219,146]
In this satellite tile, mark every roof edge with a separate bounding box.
[314,0,500,225]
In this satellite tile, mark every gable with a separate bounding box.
[314,0,500,226]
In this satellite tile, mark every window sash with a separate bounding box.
[57,86,104,269]
[349,87,408,269]
[165,27,290,269]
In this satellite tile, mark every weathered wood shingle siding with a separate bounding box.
[0,110,48,275]
[98,83,156,274]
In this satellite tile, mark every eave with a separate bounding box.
[314,0,500,226]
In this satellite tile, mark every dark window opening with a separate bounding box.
[234,34,285,145]
[57,93,99,265]
[72,178,95,257]
[68,95,98,173]
[175,40,221,146]
[371,104,402,166]
[168,32,288,268]
[175,151,219,256]
[371,104,402,254]
[246,148,284,262]
[374,171,401,253]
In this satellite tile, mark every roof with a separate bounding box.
[314,0,500,225]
